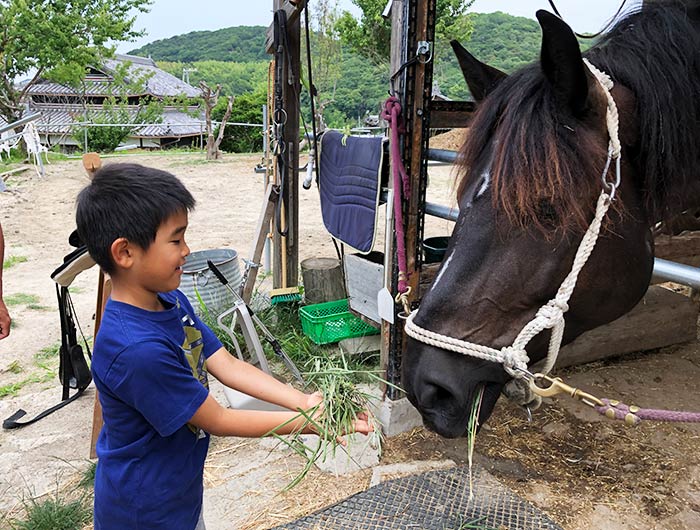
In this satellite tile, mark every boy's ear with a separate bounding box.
[111,237,134,269]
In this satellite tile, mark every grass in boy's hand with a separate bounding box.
[268,353,389,490]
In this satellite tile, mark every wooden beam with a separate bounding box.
[266,0,307,54]
[428,100,476,129]
[654,232,700,264]
[89,272,111,459]
[271,0,301,290]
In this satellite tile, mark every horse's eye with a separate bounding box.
[537,199,558,223]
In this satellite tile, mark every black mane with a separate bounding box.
[457,1,700,230]
[588,1,700,220]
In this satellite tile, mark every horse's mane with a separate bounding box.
[457,1,700,232]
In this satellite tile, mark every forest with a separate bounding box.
[129,11,544,151]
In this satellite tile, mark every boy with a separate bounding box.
[76,163,371,530]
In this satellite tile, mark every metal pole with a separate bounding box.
[652,258,700,290]
[0,112,42,135]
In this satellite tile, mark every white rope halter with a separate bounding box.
[405,59,622,387]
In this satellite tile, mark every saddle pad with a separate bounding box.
[318,131,385,254]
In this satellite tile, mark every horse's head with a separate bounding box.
[403,10,658,438]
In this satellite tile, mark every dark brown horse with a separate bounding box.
[402,1,700,438]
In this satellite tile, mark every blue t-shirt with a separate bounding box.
[92,290,222,530]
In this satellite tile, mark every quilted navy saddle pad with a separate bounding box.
[318,131,386,253]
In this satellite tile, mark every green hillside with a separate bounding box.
[129,26,268,62]
[130,12,545,130]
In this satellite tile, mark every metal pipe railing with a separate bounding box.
[0,112,42,135]
[403,149,700,289]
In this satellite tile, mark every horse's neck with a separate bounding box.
[661,177,700,221]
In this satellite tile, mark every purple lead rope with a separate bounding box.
[382,97,411,300]
[595,398,700,425]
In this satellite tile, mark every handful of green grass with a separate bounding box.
[268,354,388,489]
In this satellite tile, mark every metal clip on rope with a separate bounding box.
[529,373,604,408]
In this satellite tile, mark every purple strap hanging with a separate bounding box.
[382,96,411,309]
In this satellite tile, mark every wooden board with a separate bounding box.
[344,253,384,324]
[89,272,111,459]
[556,285,697,368]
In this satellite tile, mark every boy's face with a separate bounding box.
[130,210,190,295]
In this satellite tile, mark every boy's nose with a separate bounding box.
[182,241,191,257]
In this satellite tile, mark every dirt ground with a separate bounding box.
[0,150,698,530]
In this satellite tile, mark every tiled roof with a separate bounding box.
[27,54,200,98]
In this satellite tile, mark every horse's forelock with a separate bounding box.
[457,70,607,235]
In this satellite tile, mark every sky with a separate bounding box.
[115,0,643,54]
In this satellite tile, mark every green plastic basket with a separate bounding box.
[299,298,379,345]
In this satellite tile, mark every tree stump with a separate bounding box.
[301,257,346,304]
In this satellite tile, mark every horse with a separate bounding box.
[402,1,700,439]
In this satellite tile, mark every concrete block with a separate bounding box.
[374,396,424,438]
[300,432,381,475]
[338,334,381,355]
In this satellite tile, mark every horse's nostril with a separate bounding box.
[422,382,456,409]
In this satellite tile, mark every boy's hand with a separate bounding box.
[300,391,375,445]
[348,411,374,435]
[302,391,324,411]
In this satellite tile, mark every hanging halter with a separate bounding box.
[404,59,621,388]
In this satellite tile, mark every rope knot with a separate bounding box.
[536,299,568,327]
[381,96,402,122]
[500,346,529,377]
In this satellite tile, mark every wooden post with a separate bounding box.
[301,257,346,304]
[270,0,303,291]
[381,0,406,397]
[385,0,435,399]
[89,271,111,459]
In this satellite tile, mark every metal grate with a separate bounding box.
[272,465,563,530]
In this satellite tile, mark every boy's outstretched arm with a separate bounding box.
[206,347,308,411]
[192,348,373,438]
[188,394,322,437]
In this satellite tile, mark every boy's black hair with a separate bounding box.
[76,163,196,275]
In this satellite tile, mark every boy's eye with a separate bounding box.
[171,240,181,244]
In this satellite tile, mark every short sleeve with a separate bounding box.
[104,340,209,437]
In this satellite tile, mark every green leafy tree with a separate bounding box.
[131,26,268,63]
[303,0,343,130]
[157,61,268,97]
[336,0,475,63]
[216,89,266,153]
[0,0,152,126]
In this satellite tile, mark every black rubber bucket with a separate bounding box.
[423,236,450,264]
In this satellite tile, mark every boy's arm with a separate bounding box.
[188,394,319,437]
[206,347,309,411]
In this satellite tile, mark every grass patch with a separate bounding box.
[11,494,92,530]
[0,380,29,398]
[4,293,49,310]
[35,343,61,361]
[79,461,96,489]
[6,360,23,374]
[4,255,28,269]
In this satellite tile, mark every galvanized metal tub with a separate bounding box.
[180,249,242,316]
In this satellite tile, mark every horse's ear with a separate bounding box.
[450,40,507,102]
[536,10,588,116]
